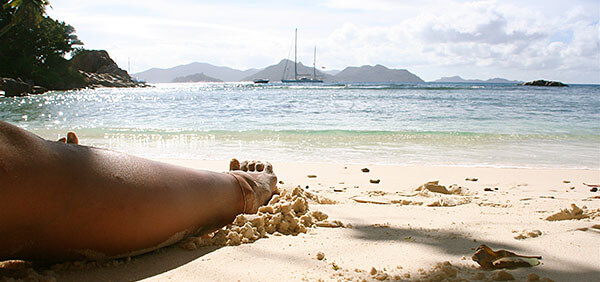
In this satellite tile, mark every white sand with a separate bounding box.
[11,160,600,281]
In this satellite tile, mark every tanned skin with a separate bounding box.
[0,121,276,261]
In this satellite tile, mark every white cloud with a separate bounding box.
[46,0,599,83]
[320,0,599,83]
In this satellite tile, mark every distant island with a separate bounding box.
[333,64,423,83]
[172,73,223,83]
[134,60,424,83]
[433,76,522,84]
[241,59,332,82]
[134,63,258,83]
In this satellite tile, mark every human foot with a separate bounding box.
[57,132,79,144]
[229,158,278,213]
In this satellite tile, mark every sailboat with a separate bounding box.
[281,28,323,83]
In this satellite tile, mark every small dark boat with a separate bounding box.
[253,79,269,84]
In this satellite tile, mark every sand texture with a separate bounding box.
[1,161,599,281]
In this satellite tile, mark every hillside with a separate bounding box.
[333,64,424,83]
[434,76,522,83]
[134,60,426,83]
[132,62,259,83]
[322,69,341,76]
[241,59,332,82]
[172,73,223,83]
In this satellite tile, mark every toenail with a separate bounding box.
[256,162,265,171]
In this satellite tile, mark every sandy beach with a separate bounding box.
[5,159,596,281]
[2,0,599,280]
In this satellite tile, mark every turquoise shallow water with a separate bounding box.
[1,82,599,168]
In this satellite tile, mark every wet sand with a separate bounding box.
[2,160,599,281]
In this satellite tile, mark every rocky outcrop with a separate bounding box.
[522,80,567,87]
[0,78,31,97]
[1,50,146,97]
[78,71,145,88]
[70,50,147,88]
[0,78,47,97]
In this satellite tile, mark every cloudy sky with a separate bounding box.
[47,0,599,83]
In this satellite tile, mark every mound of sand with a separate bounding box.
[352,181,473,207]
[416,181,470,196]
[513,229,542,240]
[545,204,598,221]
[179,187,345,250]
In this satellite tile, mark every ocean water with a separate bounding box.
[1,82,599,169]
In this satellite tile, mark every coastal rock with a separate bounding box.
[521,80,567,87]
[0,78,49,96]
[70,50,128,78]
[31,85,47,94]
[0,77,31,97]
[70,50,147,88]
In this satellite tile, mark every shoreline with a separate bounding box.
[157,157,600,171]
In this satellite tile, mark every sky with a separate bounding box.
[47,0,599,83]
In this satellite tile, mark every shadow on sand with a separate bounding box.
[350,224,599,281]
[45,245,221,281]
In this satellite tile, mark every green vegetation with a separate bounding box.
[0,0,85,90]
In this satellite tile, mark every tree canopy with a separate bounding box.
[0,0,85,90]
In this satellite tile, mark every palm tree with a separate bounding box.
[0,0,50,36]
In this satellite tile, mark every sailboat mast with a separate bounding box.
[313,46,317,79]
[294,28,298,80]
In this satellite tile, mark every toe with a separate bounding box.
[230,158,240,171]
[265,162,274,174]
[67,132,79,144]
[256,162,265,172]
[240,160,249,172]
[248,161,256,171]
[57,137,66,143]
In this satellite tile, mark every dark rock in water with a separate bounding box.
[591,187,598,192]
[0,78,31,97]
[521,80,568,87]
[0,78,49,96]
[370,179,381,184]
[361,168,370,173]
[31,85,47,94]
[70,50,147,89]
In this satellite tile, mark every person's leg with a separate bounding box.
[0,121,276,261]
